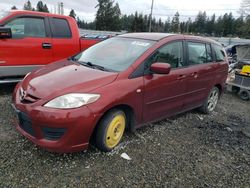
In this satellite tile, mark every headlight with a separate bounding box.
[44,93,100,109]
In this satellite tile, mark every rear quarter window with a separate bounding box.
[213,44,226,62]
[51,18,72,38]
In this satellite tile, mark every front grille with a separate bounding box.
[18,112,35,137]
[19,88,40,104]
[42,127,67,141]
[21,94,40,104]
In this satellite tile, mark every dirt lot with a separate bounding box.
[0,83,249,187]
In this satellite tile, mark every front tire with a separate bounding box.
[200,87,220,114]
[95,109,126,152]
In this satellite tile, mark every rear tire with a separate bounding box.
[95,109,126,152]
[200,87,220,114]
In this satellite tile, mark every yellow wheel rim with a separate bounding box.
[106,114,126,149]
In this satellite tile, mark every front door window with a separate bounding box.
[4,17,46,38]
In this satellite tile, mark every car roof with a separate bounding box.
[184,35,222,46]
[8,10,70,19]
[118,32,177,41]
[118,32,222,46]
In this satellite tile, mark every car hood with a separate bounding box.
[21,60,118,99]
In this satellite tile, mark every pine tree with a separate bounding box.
[69,9,77,19]
[11,6,17,10]
[131,12,145,32]
[164,17,171,32]
[206,14,216,35]
[36,1,44,12]
[157,18,164,32]
[194,11,207,34]
[222,13,234,36]
[171,12,180,33]
[143,14,149,32]
[95,0,121,31]
[36,1,49,13]
[43,4,49,13]
[23,0,33,11]
[77,17,83,28]
[241,16,250,38]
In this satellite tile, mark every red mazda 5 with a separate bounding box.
[12,33,228,152]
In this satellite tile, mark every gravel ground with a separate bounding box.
[0,83,250,188]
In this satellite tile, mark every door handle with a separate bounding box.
[42,43,52,49]
[177,75,186,80]
[191,72,198,78]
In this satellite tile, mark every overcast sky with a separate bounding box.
[0,0,242,22]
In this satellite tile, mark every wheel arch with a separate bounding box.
[90,104,136,144]
[108,104,136,132]
[214,84,223,97]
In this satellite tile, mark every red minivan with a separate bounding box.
[12,33,229,153]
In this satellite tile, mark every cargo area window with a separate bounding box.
[51,18,71,38]
[4,17,46,38]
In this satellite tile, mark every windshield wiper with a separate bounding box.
[77,61,112,72]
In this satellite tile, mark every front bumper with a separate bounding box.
[12,86,100,153]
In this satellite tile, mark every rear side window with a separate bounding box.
[188,42,212,65]
[4,17,46,38]
[213,44,226,62]
[51,18,71,38]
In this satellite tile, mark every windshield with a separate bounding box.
[73,37,155,72]
[0,11,9,20]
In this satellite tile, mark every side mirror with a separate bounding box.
[0,27,12,39]
[150,62,171,74]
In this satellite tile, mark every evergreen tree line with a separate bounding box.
[119,11,250,38]
[76,0,250,38]
[77,10,250,38]
[11,0,49,13]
